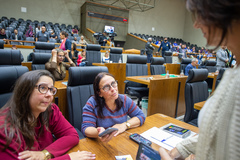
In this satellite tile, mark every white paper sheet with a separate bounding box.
[141,124,197,151]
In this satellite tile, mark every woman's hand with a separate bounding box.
[64,50,69,58]
[97,127,117,143]
[52,49,57,57]
[112,123,127,136]
[69,151,95,160]
[18,150,45,160]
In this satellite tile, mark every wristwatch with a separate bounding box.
[42,149,52,160]
[125,121,131,129]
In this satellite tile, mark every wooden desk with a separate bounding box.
[67,114,199,159]
[54,81,68,120]
[164,63,181,74]
[126,75,188,117]
[208,73,218,92]
[194,101,206,110]
[92,63,126,94]
[21,62,32,71]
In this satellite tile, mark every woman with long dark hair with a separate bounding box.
[0,70,95,159]
[81,72,145,142]
[159,0,240,160]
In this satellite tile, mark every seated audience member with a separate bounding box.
[173,41,178,47]
[77,50,86,66]
[159,1,240,159]
[50,31,57,39]
[36,26,49,42]
[0,70,95,159]
[45,49,75,81]
[230,55,237,68]
[72,27,78,35]
[79,36,88,49]
[177,45,187,59]
[171,46,177,52]
[184,58,198,76]
[191,47,196,53]
[200,47,205,53]
[81,72,146,142]
[25,26,34,38]
[71,43,78,64]
[197,53,203,64]
[0,28,7,40]
[59,31,72,60]
[187,47,192,53]
[11,29,23,41]
[72,37,79,44]
[27,49,35,61]
[102,51,110,63]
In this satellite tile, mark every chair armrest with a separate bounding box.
[75,128,85,139]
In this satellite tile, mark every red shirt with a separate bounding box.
[0,103,79,159]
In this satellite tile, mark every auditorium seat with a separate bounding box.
[85,44,101,66]
[0,49,22,66]
[215,68,227,89]
[109,48,122,63]
[180,58,192,73]
[125,55,149,107]
[24,37,35,46]
[67,66,108,139]
[205,60,217,72]
[0,66,29,108]
[184,69,209,126]
[150,57,166,75]
[35,42,55,53]
[31,53,51,70]
[0,40,4,49]
[164,51,172,63]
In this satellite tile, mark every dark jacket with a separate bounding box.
[145,41,155,55]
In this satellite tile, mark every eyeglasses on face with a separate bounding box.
[58,55,65,58]
[101,81,118,92]
[35,84,57,95]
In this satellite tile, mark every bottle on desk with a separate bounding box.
[166,70,169,78]
[180,70,184,77]
[118,57,122,63]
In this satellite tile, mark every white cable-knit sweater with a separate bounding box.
[176,67,240,160]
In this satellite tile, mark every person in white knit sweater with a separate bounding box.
[159,0,240,160]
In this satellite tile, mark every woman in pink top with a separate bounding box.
[0,70,95,160]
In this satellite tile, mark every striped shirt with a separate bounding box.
[81,94,145,136]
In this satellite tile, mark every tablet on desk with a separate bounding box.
[136,143,161,160]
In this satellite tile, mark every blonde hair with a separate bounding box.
[49,49,66,73]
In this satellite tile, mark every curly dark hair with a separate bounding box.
[186,0,240,47]
[93,72,123,118]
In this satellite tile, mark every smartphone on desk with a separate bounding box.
[98,127,118,137]
[163,124,191,138]
[129,133,152,146]
[136,143,161,160]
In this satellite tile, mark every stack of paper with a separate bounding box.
[141,126,197,150]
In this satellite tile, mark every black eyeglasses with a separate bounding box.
[101,81,118,92]
[35,84,57,95]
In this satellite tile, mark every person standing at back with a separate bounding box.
[157,37,171,57]
[216,46,228,70]
[145,38,155,63]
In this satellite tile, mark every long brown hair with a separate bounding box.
[0,70,55,151]
[186,0,240,47]
[93,72,123,118]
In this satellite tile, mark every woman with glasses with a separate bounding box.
[159,0,240,160]
[45,49,75,81]
[0,70,95,160]
[81,72,145,142]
